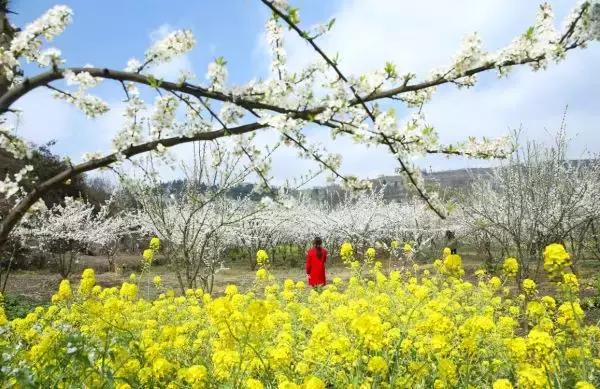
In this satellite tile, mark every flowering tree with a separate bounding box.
[128,143,265,293]
[15,196,139,277]
[90,199,144,272]
[231,203,294,269]
[250,189,458,265]
[1,1,599,248]
[459,130,600,279]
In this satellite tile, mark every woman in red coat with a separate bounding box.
[306,237,327,286]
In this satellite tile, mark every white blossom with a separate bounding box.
[150,95,179,138]
[125,58,142,72]
[63,70,102,88]
[36,47,64,67]
[53,91,109,118]
[219,102,245,125]
[206,59,228,90]
[10,5,73,64]
[145,29,195,64]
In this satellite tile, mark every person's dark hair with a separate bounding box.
[313,237,323,259]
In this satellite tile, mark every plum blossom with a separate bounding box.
[145,29,195,64]
[10,5,72,64]
[206,58,228,90]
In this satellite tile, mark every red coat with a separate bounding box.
[306,247,327,286]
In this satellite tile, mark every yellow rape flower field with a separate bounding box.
[0,243,599,388]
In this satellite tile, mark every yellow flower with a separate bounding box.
[367,356,388,375]
[340,242,354,263]
[365,247,376,261]
[437,359,458,386]
[152,357,173,379]
[142,248,154,264]
[179,364,207,385]
[256,249,269,266]
[246,378,264,389]
[153,275,162,287]
[493,379,514,389]
[575,381,596,389]
[522,279,537,295]
[225,284,238,296]
[502,257,519,277]
[51,279,72,303]
[78,268,96,294]
[119,282,138,300]
[489,276,502,289]
[541,295,556,311]
[390,240,399,249]
[442,247,451,257]
[517,364,548,389]
[561,272,579,294]
[256,268,268,280]
[543,243,571,277]
[526,329,555,364]
[403,243,413,253]
[304,376,325,389]
[441,254,464,278]
[149,236,161,251]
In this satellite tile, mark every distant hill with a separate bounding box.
[302,159,597,203]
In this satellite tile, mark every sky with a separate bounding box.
[8,0,600,185]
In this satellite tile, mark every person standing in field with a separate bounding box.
[306,237,327,287]
[446,230,458,254]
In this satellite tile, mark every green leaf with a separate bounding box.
[384,62,397,78]
[215,56,228,66]
[327,18,336,31]
[524,26,535,40]
[147,75,163,89]
[287,7,300,25]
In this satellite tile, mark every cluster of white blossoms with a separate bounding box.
[63,69,102,88]
[0,5,72,82]
[8,5,72,66]
[144,29,195,65]
[51,86,109,118]
[0,127,31,160]
[456,136,514,158]
[206,58,228,90]
[219,102,246,126]
[150,95,179,139]
[266,18,287,78]
[15,196,141,256]
[51,68,109,118]
[111,84,146,155]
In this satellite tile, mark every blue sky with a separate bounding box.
[8,1,600,184]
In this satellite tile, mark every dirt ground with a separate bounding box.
[3,254,352,303]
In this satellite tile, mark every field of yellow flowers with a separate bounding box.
[0,242,599,388]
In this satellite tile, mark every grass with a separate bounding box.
[2,293,47,320]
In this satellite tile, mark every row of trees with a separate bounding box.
[0,196,144,292]
[459,130,600,280]
[122,141,453,293]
